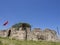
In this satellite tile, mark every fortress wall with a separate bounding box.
[10,30,26,40]
[0,28,58,41]
[0,30,8,37]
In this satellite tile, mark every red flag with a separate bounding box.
[3,21,8,26]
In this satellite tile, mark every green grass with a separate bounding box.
[0,37,60,45]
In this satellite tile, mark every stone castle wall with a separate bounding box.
[0,28,58,41]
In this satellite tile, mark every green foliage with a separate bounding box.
[0,37,60,45]
[0,41,3,45]
[12,22,31,30]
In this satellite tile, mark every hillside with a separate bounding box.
[0,37,60,45]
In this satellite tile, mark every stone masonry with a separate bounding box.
[0,23,58,42]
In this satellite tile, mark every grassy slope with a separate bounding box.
[0,37,60,45]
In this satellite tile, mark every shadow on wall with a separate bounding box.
[7,30,11,37]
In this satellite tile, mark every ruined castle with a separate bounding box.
[0,23,58,41]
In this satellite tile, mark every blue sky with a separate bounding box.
[0,0,60,33]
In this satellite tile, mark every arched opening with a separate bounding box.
[7,30,11,37]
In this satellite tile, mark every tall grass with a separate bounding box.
[0,37,60,45]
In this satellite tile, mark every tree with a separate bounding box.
[12,22,31,30]
[12,22,31,40]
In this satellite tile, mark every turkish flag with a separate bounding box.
[3,21,8,26]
